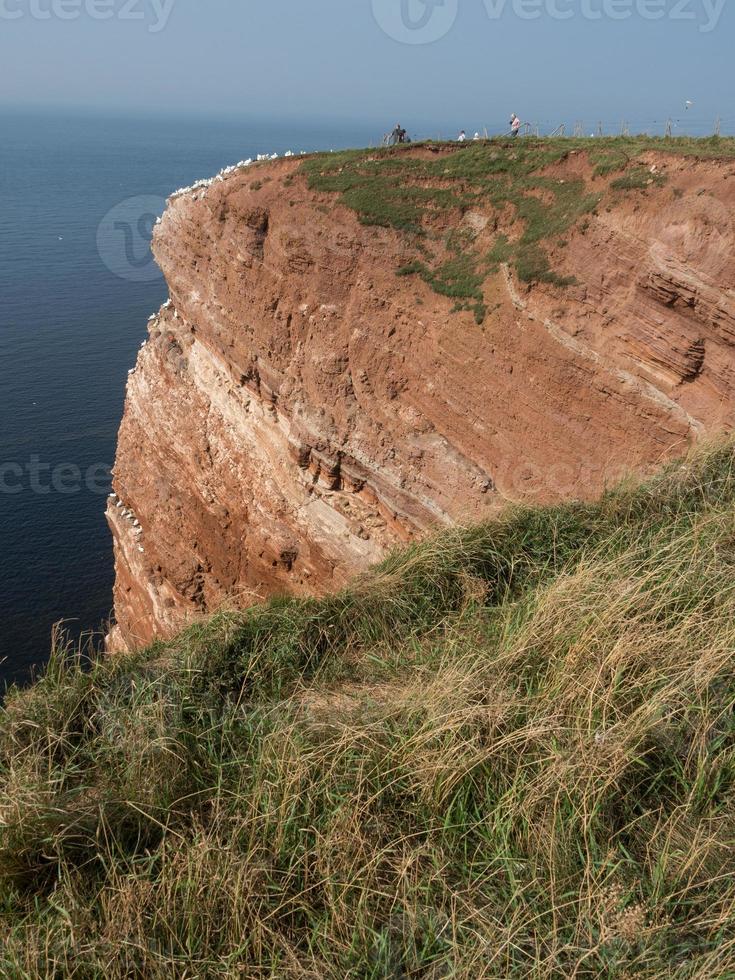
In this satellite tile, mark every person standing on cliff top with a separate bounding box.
[510,114,521,137]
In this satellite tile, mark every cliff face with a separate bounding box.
[107,145,735,650]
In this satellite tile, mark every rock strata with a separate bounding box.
[107,149,735,650]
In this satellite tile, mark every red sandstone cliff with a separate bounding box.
[107,145,735,650]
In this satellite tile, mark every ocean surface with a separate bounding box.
[0,110,380,690]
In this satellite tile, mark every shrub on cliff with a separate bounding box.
[3,443,735,977]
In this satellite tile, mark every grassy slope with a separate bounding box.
[3,444,735,976]
[300,135,735,323]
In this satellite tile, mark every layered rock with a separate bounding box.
[107,150,735,650]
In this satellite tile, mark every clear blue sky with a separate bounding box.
[1,0,732,134]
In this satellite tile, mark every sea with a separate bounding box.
[0,109,381,691]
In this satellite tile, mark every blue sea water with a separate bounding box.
[0,110,379,690]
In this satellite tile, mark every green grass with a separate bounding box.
[593,152,632,177]
[4,442,735,975]
[610,165,668,191]
[515,242,577,287]
[398,252,487,322]
[398,254,483,301]
[487,233,513,265]
[300,137,734,310]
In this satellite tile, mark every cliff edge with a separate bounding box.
[107,138,735,650]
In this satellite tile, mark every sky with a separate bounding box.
[0,0,732,135]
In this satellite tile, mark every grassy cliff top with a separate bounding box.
[298,135,735,323]
[4,442,735,975]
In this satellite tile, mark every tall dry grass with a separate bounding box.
[3,443,735,977]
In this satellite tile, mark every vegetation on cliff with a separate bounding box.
[301,135,735,322]
[3,442,735,976]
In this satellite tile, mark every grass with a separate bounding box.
[4,442,735,975]
[487,233,513,265]
[593,152,632,177]
[515,242,577,287]
[299,136,734,313]
[398,253,486,323]
[610,166,667,191]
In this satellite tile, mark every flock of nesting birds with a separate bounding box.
[169,149,303,202]
[108,493,145,555]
